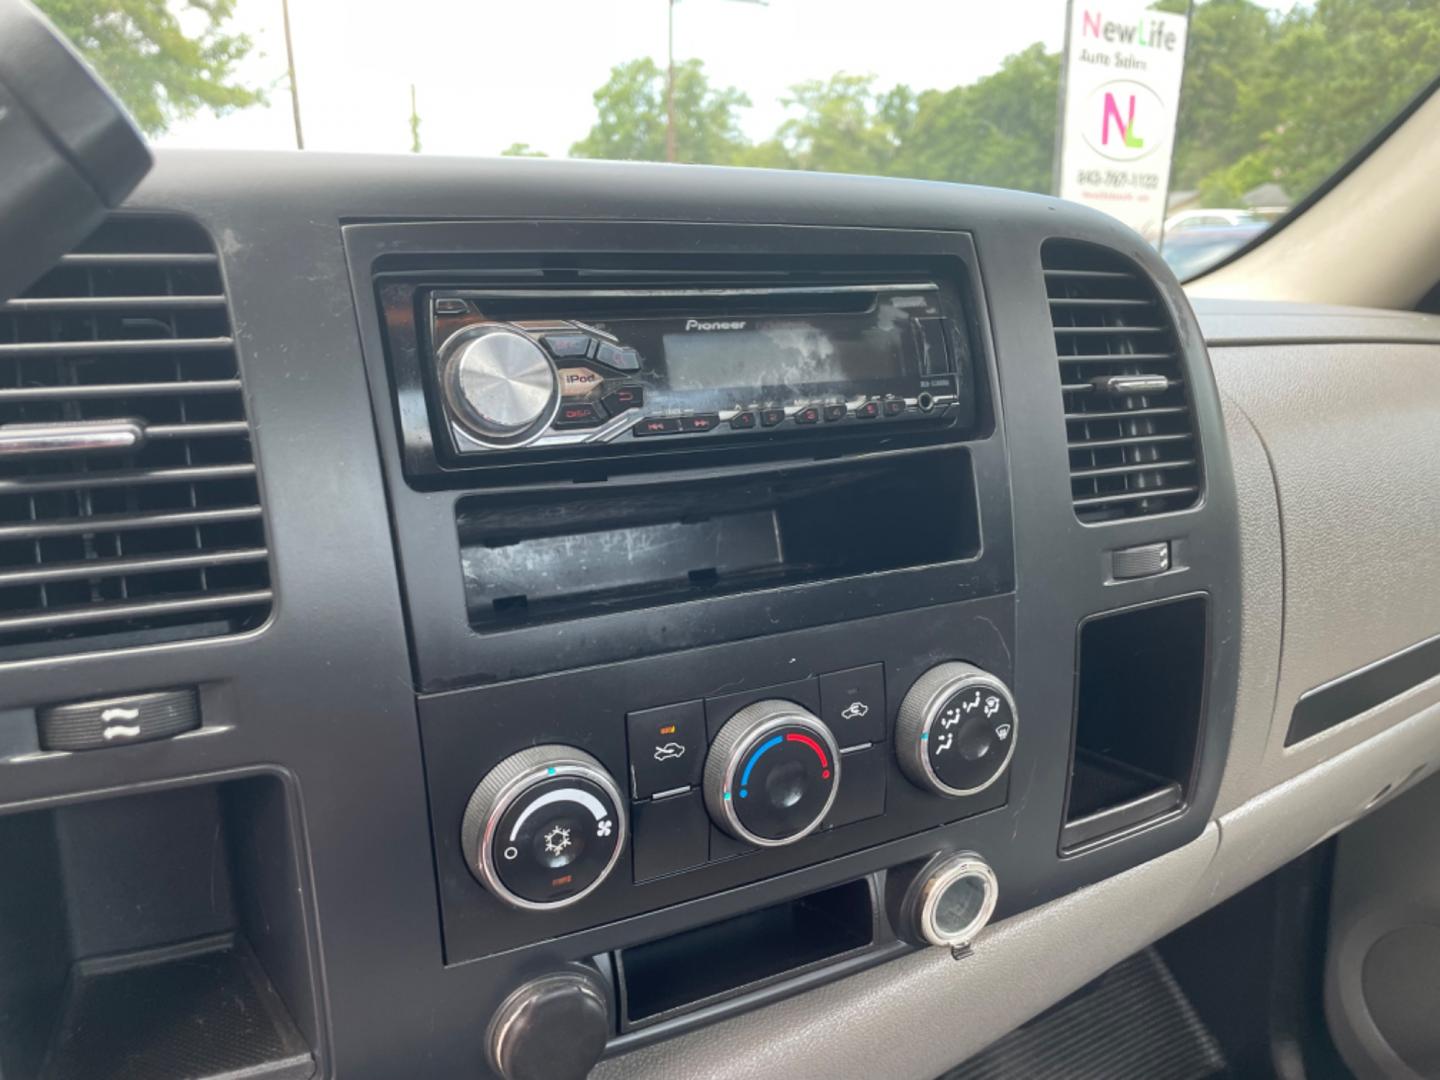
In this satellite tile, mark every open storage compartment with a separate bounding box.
[615,877,875,1029]
[1061,595,1208,852]
[0,776,317,1080]
[458,446,978,632]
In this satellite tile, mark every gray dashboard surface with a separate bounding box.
[1193,298,1440,346]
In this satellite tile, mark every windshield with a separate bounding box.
[39,0,1440,280]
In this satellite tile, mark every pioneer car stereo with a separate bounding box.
[423,281,978,457]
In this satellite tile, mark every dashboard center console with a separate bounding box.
[337,207,1238,1077]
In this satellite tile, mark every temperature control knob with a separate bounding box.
[462,746,626,912]
[896,663,1017,797]
[439,325,559,445]
[704,700,841,847]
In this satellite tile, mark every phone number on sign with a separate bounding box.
[1074,170,1160,190]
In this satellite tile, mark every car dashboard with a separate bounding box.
[0,150,1438,1080]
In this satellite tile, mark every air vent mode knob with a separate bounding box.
[704,700,841,847]
[439,325,559,445]
[462,746,627,912]
[896,662,1017,797]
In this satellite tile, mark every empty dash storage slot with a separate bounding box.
[1061,595,1208,852]
[616,878,875,1028]
[0,777,318,1080]
[457,447,978,632]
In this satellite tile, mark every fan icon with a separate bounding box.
[596,819,613,838]
[543,825,572,857]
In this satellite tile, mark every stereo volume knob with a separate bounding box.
[440,326,559,445]
[462,746,626,912]
[704,700,841,847]
[896,662,1017,797]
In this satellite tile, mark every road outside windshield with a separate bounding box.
[37,0,1440,280]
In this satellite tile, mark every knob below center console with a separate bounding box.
[487,966,610,1080]
[704,700,841,847]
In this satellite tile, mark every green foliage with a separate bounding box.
[569,57,750,164]
[501,142,549,158]
[1216,0,1440,199]
[768,75,911,175]
[897,44,1059,192]
[1164,0,1278,190]
[569,0,1440,206]
[36,0,262,136]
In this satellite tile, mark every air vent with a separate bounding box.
[0,216,271,659]
[1043,240,1201,522]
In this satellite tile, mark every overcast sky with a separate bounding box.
[158,0,1085,156]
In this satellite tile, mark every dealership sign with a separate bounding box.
[1057,1,1189,239]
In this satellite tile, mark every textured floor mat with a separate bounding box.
[941,948,1228,1080]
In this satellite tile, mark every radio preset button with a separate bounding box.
[760,408,786,428]
[884,399,906,417]
[794,406,820,425]
[544,333,594,359]
[681,413,720,433]
[554,402,604,428]
[634,417,681,437]
[855,401,880,420]
[823,404,847,422]
[601,385,644,416]
[594,343,641,372]
[730,411,757,430]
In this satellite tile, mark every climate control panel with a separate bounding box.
[436,644,1018,957]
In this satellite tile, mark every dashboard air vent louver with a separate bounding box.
[0,216,271,660]
[1043,240,1202,522]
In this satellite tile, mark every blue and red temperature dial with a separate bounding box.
[704,700,842,847]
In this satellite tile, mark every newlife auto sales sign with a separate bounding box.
[1057,0,1189,239]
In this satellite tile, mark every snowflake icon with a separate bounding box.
[543,824,572,857]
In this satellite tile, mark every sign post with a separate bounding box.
[1056,1,1189,240]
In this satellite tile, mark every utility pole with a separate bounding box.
[666,0,677,163]
[281,0,304,149]
[665,0,766,164]
[409,84,421,154]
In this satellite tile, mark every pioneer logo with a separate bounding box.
[684,318,747,331]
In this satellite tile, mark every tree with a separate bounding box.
[500,142,548,158]
[1176,0,1440,202]
[1160,0,1278,191]
[570,58,750,164]
[896,44,1059,192]
[36,0,263,136]
[768,75,914,176]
